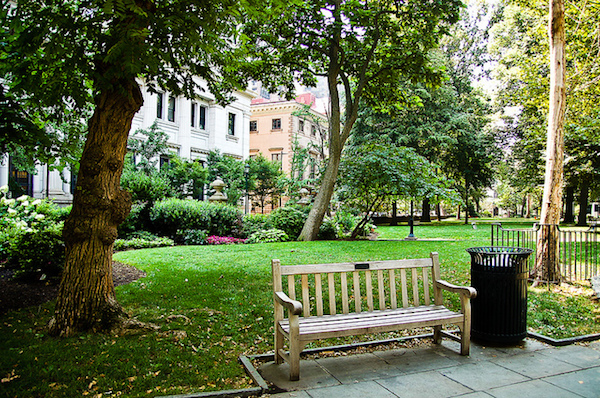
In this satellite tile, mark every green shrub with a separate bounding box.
[241,213,270,237]
[149,198,243,237]
[268,205,308,240]
[118,204,145,238]
[0,190,67,280]
[318,217,339,240]
[113,237,174,251]
[246,229,289,244]
[175,229,208,245]
[334,210,359,235]
[6,224,65,281]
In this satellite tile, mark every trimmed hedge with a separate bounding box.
[149,198,243,237]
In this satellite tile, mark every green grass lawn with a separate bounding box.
[1,220,598,397]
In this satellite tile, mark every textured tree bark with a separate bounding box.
[576,179,589,226]
[49,79,143,336]
[533,0,566,285]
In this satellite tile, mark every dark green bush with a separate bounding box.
[318,217,339,240]
[247,229,289,244]
[241,213,271,237]
[113,236,174,251]
[149,198,243,237]
[175,229,208,245]
[118,204,145,238]
[334,210,359,235]
[6,225,65,281]
[268,205,308,240]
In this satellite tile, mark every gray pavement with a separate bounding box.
[259,338,600,398]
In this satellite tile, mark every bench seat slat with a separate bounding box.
[278,306,463,340]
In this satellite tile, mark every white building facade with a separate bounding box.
[0,81,256,204]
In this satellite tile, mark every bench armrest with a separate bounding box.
[435,280,477,299]
[274,291,303,315]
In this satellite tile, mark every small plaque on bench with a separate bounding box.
[354,263,370,270]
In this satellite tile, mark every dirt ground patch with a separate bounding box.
[0,262,146,315]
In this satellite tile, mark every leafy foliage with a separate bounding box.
[247,228,289,244]
[247,155,286,213]
[244,0,463,240]
[339,143,454,237]
[0,188,67,280]
[149,198,243,238]
[268,205,309,240]
[113,236,174,251]
[175,229,208,246]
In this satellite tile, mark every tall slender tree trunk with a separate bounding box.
[576,179,589,226]
[533,0,566,285]
[421,198,431,223]
[391,201,398,226]
[49,79,143,336]
[563,185,575,223]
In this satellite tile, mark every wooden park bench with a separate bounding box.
[271,252,477,380]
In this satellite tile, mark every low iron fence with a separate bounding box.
[491,223,600,282]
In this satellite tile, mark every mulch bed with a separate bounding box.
[0,262,146,315]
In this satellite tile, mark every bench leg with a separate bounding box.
[433,325,442,344]
[460,325,471,355]
[289,338,302,381]
[274,324,284,364]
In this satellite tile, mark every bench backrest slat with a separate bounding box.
[273,253,442,317]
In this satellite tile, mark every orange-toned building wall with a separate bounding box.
[249,93,328,212]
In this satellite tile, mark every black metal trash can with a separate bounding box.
[466,247,533,344]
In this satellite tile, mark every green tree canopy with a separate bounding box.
[338,142,453,238]
[245,0,463,240]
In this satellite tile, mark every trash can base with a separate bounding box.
[472,330,527,345]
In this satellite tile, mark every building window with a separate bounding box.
[8,156,33,197]
[311,124,317,136]
[156,93,164,119]
[199,105,206,130]
[228,113,236,136]
[272,118,282,130]
[271,153,281,162]
[310,162,316,179]
[250,120,257,132]
[299,120,305,133]
[160,155,171,170]
[167,96,176,122]
[191,102,197,127]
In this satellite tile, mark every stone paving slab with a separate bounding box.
[440,361,530,391]
[301,380,398,398]
[491,351,580,379]
[259,359,339,392]
[376,370,473,398]
[486,379,583,398]
[543,366,600,398]
[538,344,600,368]
[315,352,402,383]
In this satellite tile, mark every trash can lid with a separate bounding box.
[466,246,533,255]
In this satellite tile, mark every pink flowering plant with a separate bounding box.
[205,235,247,245]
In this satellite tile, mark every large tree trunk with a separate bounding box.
[49,79,143,337]
[421,198,431,223]
[533,0,566,285]
[576,179,589,226]
[563,185,575,223]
